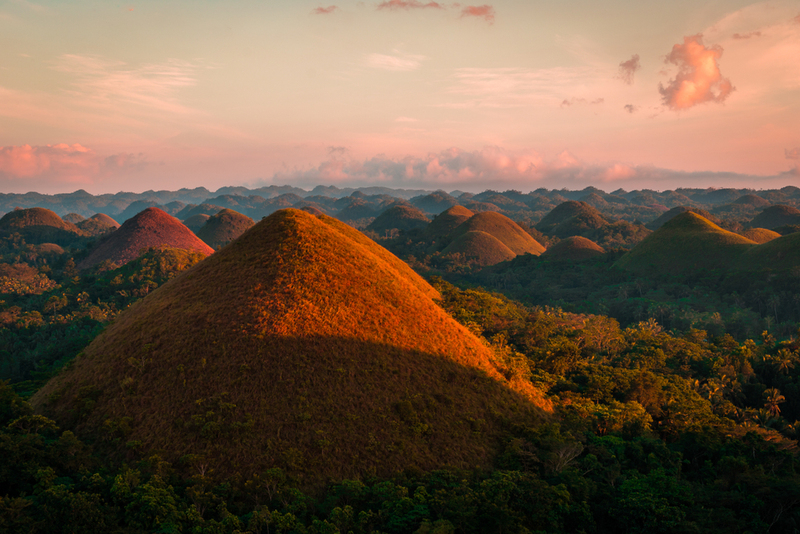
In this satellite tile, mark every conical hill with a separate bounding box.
[615,211,756,275]
[542,236,605,261]
[739,228,780,244]
[76,213,120,236]
[645,206,718,230]
[77,207,214,270]
[735,232,800,271]
[451,212,545,256]
[750,205,800,230]
[33,209,545,485]
[441,230,516,266]
[366,205,430,233]
[195,208,254,248]
[535,201,607,237]
[424,205,474,240]
[0,207,84,245]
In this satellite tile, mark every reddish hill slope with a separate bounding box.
[33,209,546,485]
[77,207,214,270]
[451,211,545,256]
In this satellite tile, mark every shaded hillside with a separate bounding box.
[183,213,210,232]
[615,212,756,275]
[750,205,800,229]
[739,227,780,244]
[735,232,800,272]
[442,230,517,266]
[645,206,718,230]
[541,236,605,261]
[62,213,85,224]
[410,191,459,214]
[366,204,430,234]
[76,213,120,237]
[195,208,254,248]
[33,209,545,485]
[77,207,214,270]
[451,212,545,256]
[0,207,84,245]
[535,201,607,237]
[424,205,474,240]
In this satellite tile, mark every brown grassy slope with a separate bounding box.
[615,211,756,275]
[77,207,214,270]
[32,209,546,485]
[183,214,211,232]
[542,236,605,261]
[195,208,255,248]
[424,205,474,240]
[0,207,84,245]
[76,213,120,237]
[441,230,517,266]
[739,228,781,244]
[750,205,800,229]
[735,232,800,271]
[366,205,430,233]
[645,206,718,230]
[451,212,545,256]
[535,201,607,236]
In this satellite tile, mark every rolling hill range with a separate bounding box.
[0,207,85,245]
[77,207,214,270]
[195,208,254,248]
[366,204,430,234]
[424,205,474,240]
[33,209,546,485]
[441,230,517,266]
[535,201,607,237]
[749,205,800,229]
[615,211,756,275]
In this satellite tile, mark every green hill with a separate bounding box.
[366,205,430,234]
[735,232,800,272]
[615,211,756,275]
[32,209,546,486]
[645,206,718,230]
[441,230,517,266]
[183,213,210,232]
[535,201,607,237]
[0,207,84,245]
[750,205,800,230]
[452,212,545,256]
[542,236,605,261]
[195,208,254,248]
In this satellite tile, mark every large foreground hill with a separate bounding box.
[33,209,545,485]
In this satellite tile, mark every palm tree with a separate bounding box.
[774,349,796,375]
[763,388,786,417]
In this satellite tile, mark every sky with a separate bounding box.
[0,0,799,194]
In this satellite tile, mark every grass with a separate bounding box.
[615,211,756,276]
[424,205,474,240]
[195,208,254,248]
[0,207,85,245]
[735,232,800,272]
[366,205,430,233]
[77,207,214,270]
[451,212,545,256]
[739,228,780,244]
[535,201,606,236]
[32,208,548,487]
[541,236,604,261]
[442,230,516,266]
[750,205,800,230]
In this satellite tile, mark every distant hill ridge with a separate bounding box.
[77,207,214,270]
[33,208,546,485]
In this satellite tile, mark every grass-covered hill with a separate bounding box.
[739,227,781,244]
[77,207,214,270]
[33,209,546,486]
[183,213,210,232]
[735,232,800,272]
[0,207,85,245]
[410,190,459,214]
[750,205,800,229]
[366,204,430,234]
[615,211,756,276]
[541,236,605,261]
[645,206,718,230]
[76,213,120,237]
[441,230,517,266]
[62,213,85,224]
[195,208,254,248]
[451,211,545,256]
[424,205,474,240]
[535,201,607,237]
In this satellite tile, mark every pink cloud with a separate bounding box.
[732,31,762,39]
[659,34,734,110]
[460,5,494,22]
[786,147,800,160]
[377,0,443,10]
[312,5,338,14]
[794,13,800,24]
[617,54,640,84]
[0,144,146,185]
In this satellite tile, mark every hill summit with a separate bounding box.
[0,207,84,245]
[77,207,214,270]
[34,209,545,485]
